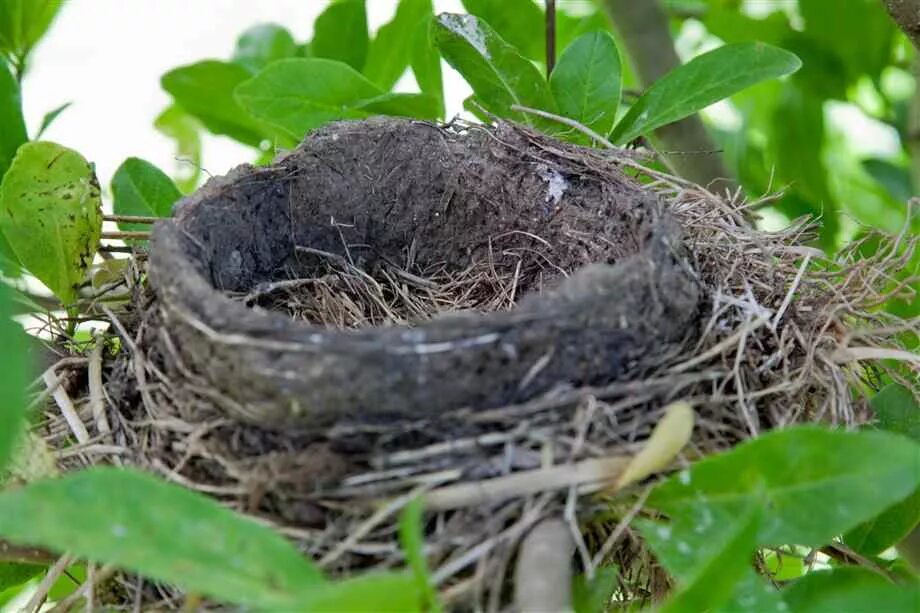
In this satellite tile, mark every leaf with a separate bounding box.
[647,427,920,546]
[611,42,801,144]
[311,0,368,72]
[0,141,102,305]
[354,92,441,119]
[364,0,432,91]
[657,504,761,613]
[111,158,181,234]
[549,31,621,139]
[844,384,920,555]
[154,104,202,194]
[871,383,920,440]
[399,497,440,613]
[460,0,544,62]
[572,565,618,613]
[0,60,27,177]
[0,0,63,67]
[410,16,444,117]
[0,283,26,472]
[235,58,380,140]
[862,158,914,204]
[34,101,71,139]
[293,572,422,612]
[232,23,297,74]
[0,60,26,277]
[432,13,557,130]
[799,0,895,86]
[615,401,693,489]
[844,487,920,557]
[782,567,920,612]
[161,60,268,146]
[0,562,43,592]
[0,468,324,609]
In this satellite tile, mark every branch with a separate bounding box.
[882,0,920,49]
[599,0,733,190]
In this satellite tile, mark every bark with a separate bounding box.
[882,0,920,49]
[600,0,733,190]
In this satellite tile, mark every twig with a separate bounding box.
[591,487,651,568]
[546,0,557,74]
[423,455,629,511]
[771,253,811,331]
[511,104,619,149]
[48,563,117,613]
[101,231,149,240]
[514,518,573,612]
[88,333,112,437]
[102,214,161,224]
[42,369,90,444]
[24,553,74,612]
[319,482,444,568]
[832,346,920,366]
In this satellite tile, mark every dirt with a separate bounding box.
[146,117,701,428]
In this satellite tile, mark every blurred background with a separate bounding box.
[14,0,919,319]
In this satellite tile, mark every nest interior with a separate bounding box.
[27,117,917,609]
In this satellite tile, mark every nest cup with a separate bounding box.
[54,116,913,608]
[148,117,699,427]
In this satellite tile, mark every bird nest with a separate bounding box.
[20,117,917,609]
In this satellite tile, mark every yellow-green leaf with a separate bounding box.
[0,141,101,304]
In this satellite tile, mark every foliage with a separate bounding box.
[0,0,917,610]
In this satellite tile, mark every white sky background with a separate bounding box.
[21,0,470,193]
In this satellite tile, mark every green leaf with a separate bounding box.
[161,60,268,146]
[572,565,618,613]
[0,282,26,471]
[410,16,444,117]
[311,0,368,72]
[34,101,71,140]
[647,427,920,546]
[657,504,761,613]
[460,0,544,62]
[0,60,26,177]
[843,385,920,556]
[862,158,914,204]
[232,23,297,74]
[611,42,801,144]
[844,488,920,557]
[799,0,894,86]
[432,13,557,129]
[111,158,181,234]
[549,31,621,139]
[0,562,43,592]
[364,0,432,91]
[399,497,440,613]
[154,104,202,194]
[235,58,380,140]
[0,468,324,609]
[783,567,920,612]
[0,141,102,305]
[293,571,422,612]
[0,0,63,70]
[354,92,440,119]
[0,61,26,277]
[871,383,920,440]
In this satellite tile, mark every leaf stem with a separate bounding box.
[101,231,150,240]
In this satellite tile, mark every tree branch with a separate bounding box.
[599,0,733,190]
[882,0,920,49]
